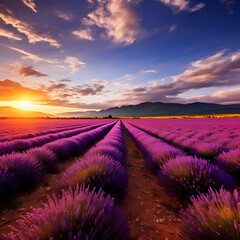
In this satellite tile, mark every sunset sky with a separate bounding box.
[0,0,240,114]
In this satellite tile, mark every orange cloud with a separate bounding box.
[21,0,37,13]
[0,28,22,41]
[0,79,47,102]
[156,0,205,12]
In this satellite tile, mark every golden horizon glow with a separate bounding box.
[13,101,34,111]
[0,101,96,115]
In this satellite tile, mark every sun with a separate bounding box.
[13,101,33,110]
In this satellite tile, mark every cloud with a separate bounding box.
[220,0,235,13]
[18,65,48,77]
[118,49,240,104]
[173,50,240,89]
[8,46,58,63]
[0,28,22,41]
[55,10,73,21]
[72,28,94,41]
[0,12,61,47]
[41,81,105,96]
[185,87,240,105]
[21,0,37,13]
[140,69,157,73]
[0,79,47,101]
[169,24,177,32]
[156,0,205,12]
[132,87,147,92]
[9,47,86,74]
[59,79,72,83]
[64,57,85,74]
[83,0,142,45]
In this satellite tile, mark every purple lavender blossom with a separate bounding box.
[3,187,130,240]
[179,188,240,240]
[87,145,126,166]
[0,152,45,185]
[158,156,236,198]
[216,149,240,181]
[27,147,58,172]
[57,154,128,198]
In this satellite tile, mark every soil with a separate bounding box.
[120,125,181,240]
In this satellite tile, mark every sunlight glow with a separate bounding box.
[13,101,33,111]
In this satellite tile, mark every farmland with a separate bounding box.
[0,118,239,240]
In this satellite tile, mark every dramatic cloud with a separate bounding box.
[0,12,61,47]
[72,28,94,41]
[120,50,240,104]
[55,10,73,21]
[18,65,48,77]
[64,56,85,74]
[185,87,240,105]
[83,0,142,45]
[173,50,240,89]
[0,78,107,109]
[21,0,37,13]
[156,0,205,12]
[0,28,22,41]
[40,81,105,96]
[0,79,47,101]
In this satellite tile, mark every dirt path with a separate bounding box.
[121,125,181,240]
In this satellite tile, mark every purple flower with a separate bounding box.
[179,188,240,240]
[216,149,240,181]
[57,154,128,198]
[3,187,130,240]
[157,156,236,198]
[27,147,58,172]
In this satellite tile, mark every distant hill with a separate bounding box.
[0,106,53,118]
[57,102,240,117]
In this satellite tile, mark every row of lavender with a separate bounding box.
[0,122,107,156]
[3,121,130,239]
[128,119,240,150]
[0,119,96,137]
[123,121,240,239]
[0,122,90,142]
[0,122,115,202]
[126,121,240,183]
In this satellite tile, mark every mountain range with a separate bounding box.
[0,102,240,118]
[57,102,240,117]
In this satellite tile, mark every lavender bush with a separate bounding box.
[158,156,236,198]
[216,149,240,181]
[179,188,240,240]
[3,187,130,240]
[57,154,128,198]
[0,152,45,187]
[27,147,58,172]
[87,146,126,166]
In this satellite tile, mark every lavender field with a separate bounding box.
[0,118,239,240]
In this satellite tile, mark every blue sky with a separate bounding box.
[0,0,240,114]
